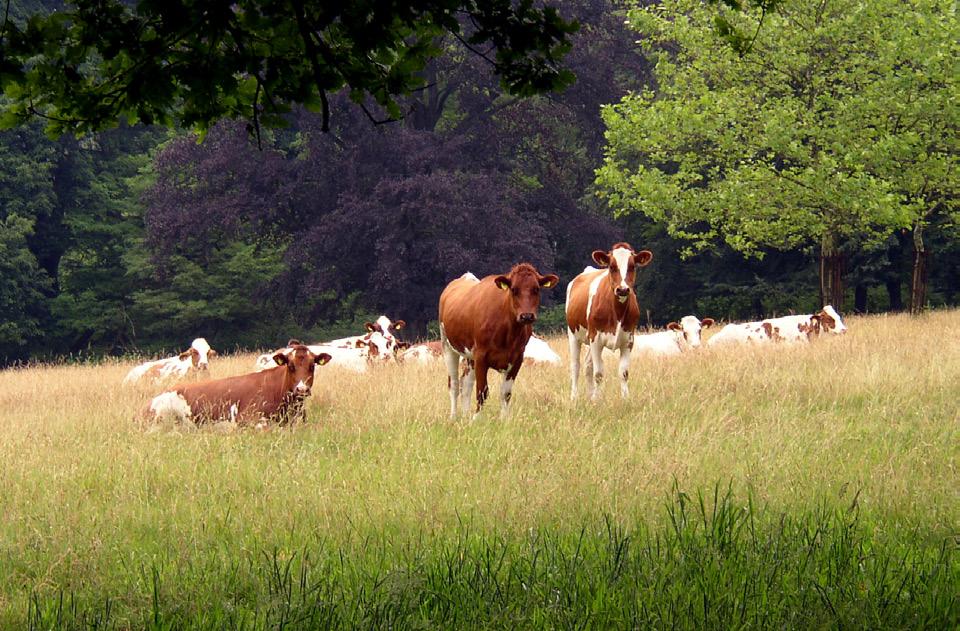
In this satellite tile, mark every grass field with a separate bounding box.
[0,311,957,628]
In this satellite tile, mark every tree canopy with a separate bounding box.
[597,0,959,307]
[0,0,579,136]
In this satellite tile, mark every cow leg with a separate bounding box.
[568,330,581,400]
[589,340,605,401]
[473,358,490,416]
[442,342,461,419]
[460,359,476,415]
[618,346,631,398]
[500,362,522,417]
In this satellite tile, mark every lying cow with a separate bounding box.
[566,242,653,399]
[327,315,406,352]
[523,334,562,365]
[254,331,393,373]
[706,305,847,346]
[397,340,444,364]
[123,338,216,384]
[439,263,559,418]
[631,315,715,358]
[146,344,330,426]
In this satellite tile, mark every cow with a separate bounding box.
[327,315,406,353]
[631,315,715,358]
[439,263,559,418]
[759,305,848,342]
[705,321,774,346]
[254,332,392,373]
[397,340,444,364]
[566,242,653,400]
[146,344,331,426]
[523,334,562,366]
[123,338,217,385]
[706,305,847,347]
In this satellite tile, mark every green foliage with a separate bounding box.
[0,213,49,361]
[0,1,578,136]
[598,0,958,259]
[126,240,288,351]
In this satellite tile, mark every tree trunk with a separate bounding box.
[854,283,868,314]
[886,277,903,311]
[910,223,929,314]
[818,234,845,309]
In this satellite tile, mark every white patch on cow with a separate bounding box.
[585,271,605,322]
[679,315,705,349]
[460,272,479,283]
[822,305,847,334]
[149,391,192,422]
[631,331,683,357]
[229,403,239,422]
[611,246,633,292]
[706,322,771,346]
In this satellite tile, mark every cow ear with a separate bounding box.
[364,322,377,332]
[592,250,610,267]
[354,339,368,349]
[178,349,192,360]
[538,274,559,289]
[811,314,822,326]
[494,275,511,290]
[272,352,289,366]
[393,320,405,330]
[315,353,332,366]
[667,322,681,331]
[701,318,715,328]
[207,349,218,357]
[635,250,653,266]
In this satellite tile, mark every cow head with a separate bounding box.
[272,345,331,397]
[592,242,653,302]
[494,263,560,324]
[667,315,715,349]
[355,330,393,362]
[817,305,847,335]
[180,337,215,370]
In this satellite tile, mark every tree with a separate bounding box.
[596,0,956,310]
[0,0,577,136]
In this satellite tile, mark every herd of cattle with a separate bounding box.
[130,242,847,426]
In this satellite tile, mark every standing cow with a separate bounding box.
[147,344,331,426]
[566,242,653,400]
[439,263,559,418]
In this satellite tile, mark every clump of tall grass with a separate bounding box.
[25,484,958,629]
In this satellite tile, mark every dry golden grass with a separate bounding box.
[0,310,957,617]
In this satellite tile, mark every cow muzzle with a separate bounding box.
[518,313,537,324]
[294,382,312,396]
[615,287,630,298]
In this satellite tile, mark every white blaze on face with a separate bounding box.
[611,246,633,299]
[295,380,310,395]
[374,316,396,343]
[191,337,212,367]
[363,331,392,360]
[149,391,192,422]
[821,305,847,334]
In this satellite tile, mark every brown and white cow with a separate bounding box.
[439,263,559,418]
[254,332,392,373]
[327,315,406,354]
[566,243,652,399]
[706,305,847,347]
[147,344,331,426]
[760,305,848,342]
[123,338,217,384]
[397,340,444,364]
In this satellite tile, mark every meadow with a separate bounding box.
[0,311,957,628]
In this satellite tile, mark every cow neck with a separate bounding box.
[605,273,632,324]
[263,365,297,406]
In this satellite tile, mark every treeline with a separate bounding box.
[1,0,958,365]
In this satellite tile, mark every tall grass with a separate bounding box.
[1,311,957,627]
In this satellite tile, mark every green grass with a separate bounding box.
[1,310,958,628]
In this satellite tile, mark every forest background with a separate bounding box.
[1,0,957,365]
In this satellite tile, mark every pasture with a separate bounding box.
[0,311,957,628]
